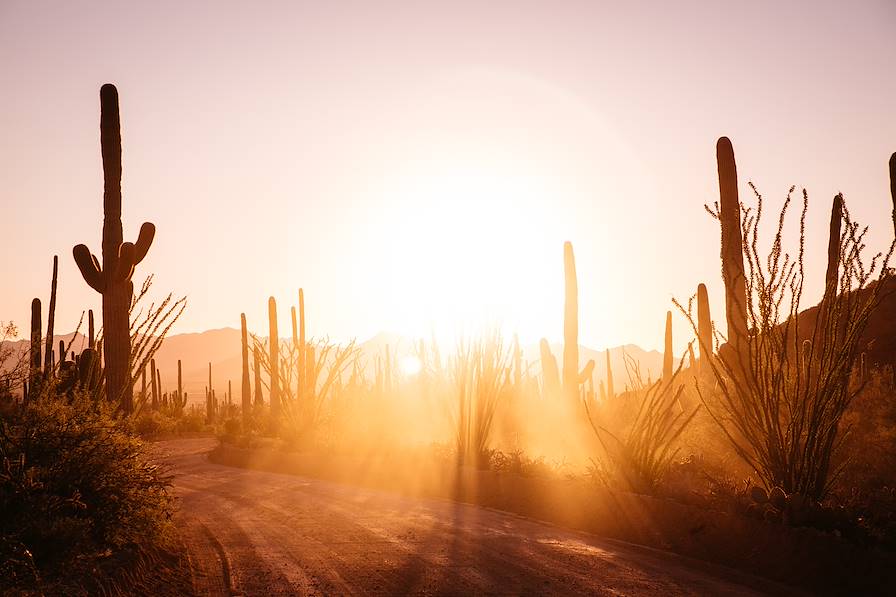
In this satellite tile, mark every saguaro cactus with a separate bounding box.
[696,283,713,368]
[253,345,264,406]
[88,309,95,349]
[605,348,614,400]
[29,298,42,400]
[44,256,58,376]
[298,288,306,400]
[562,241,579,401]
[889,153,895,238]
[717,137,748,354]
[824,194,843,302]
[663,311,673,382]
[241,313,251,426]
[539,338,560,397]
[177,359,183,407]
[73,84,155,413]
[268,297,280,416]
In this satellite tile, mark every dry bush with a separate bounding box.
[678,186,895,500]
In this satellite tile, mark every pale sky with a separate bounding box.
[2,0,895,353]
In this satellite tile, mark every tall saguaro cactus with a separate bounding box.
[29,298,42,400]
[44,256,58,375]
[717,137,748,355]
[562,241,580,401]
[268,297,280,417]
[72,84,155,413]
[663,311,673,382]
[824,194,843,302]
[696,283,713,370]
[889,153,895,239]
[241,313,251,426]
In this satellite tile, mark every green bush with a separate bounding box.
[0,391,173,584]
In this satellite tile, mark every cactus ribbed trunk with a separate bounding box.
[253,345,263,406]
[44,256,58,375]
[824,194,843,302]
[663,311,673,382]
[100,85,132,410]
[73,85,156,414]
[298,288,306,401]
[605,348,614,400]
[268,297,280,417]
[889,153,896,239]
[697,283,713,370]
[88,309,95,349]
[539,338,560,397]
[177,359,183,407]
[29,298,42,400]
[717,137,748,356]
[241,313,251,425]
[562,241,579,402]
[150,358,158,409]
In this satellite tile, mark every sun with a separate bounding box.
[399,355,422,376]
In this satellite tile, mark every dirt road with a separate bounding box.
[155,438,794,596]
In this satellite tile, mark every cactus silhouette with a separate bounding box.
[298,288,306,400]
[268,297,280,416]
[716,137,748,354]
[663,311,673,382]
[824,194,843,302]
[696,283,712,370]
[562,241,579,401]
[43,256,58,376]
[241,313,251,426]
[890,152,896,238]
[253,345,264,405]
[72,84,155,413]
[29,298,41,400]
[539,338,560,397]
[605,348,614,399]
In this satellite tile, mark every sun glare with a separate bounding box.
[399,355,422,376]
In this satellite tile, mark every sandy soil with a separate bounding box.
[153,438,797,596]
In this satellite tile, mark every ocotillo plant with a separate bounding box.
[72,84,155,413]
[268,297,280,417]
[43,256,58,377]
[716,137,748,356]
[241,313,251,426]
[663,311,673,382]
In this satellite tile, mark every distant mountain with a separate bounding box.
[1,326,663,405]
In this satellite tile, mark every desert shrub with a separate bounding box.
[0,390,173,579]
[584,357,699,494]
[678,187,895,500]
[449,334,512,469]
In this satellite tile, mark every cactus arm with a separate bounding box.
[73,244,105,292]
[134,222,155,264]
[115,242,136,281]
[578,359,595,384]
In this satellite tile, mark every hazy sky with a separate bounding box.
[2,0,895,353]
